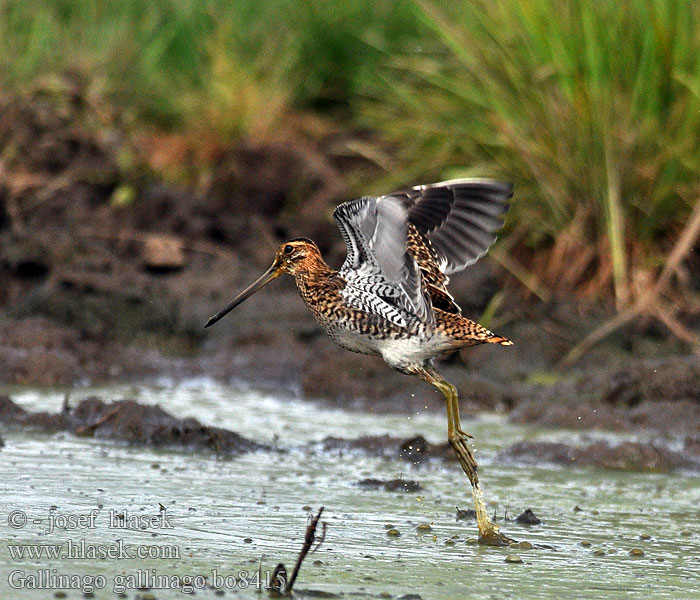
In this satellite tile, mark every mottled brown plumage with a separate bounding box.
[269,238,509,363]
[205,179,515,545]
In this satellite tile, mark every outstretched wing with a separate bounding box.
[393,178,512,276]
[333,196,433,327]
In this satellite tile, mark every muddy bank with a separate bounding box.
[512,356,700,436]
[0,317,195,385]
[319,432,700,474]
[500,440,699,473]
[356,478,423,492]
[0,86,353,351]
[2,314,699,443]
[320,434,451,464]
[3,393,699,473]
[0,395,264,454]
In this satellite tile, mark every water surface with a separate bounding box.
[1,381,698,599]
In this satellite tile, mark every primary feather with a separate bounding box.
[333,178,512,329]
[398,178,513,275]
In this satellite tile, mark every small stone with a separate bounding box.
[509,541,533,550]
[515,509,541,525]
[384,524,395,529]
[680,529,692,537]
[387,528,401,537]
[142,233,185,272]
[313,560,323,565]
[593,549,605,556]
[302,505,312,511]
[505,554,523,563]
[456,507,476,521]
[243,537,253,543]
[54,594,67,599]
[639,533,651,540]
[416,523,433,533]
[580,540,592,547]
[444,539,455,546]
[573,505,583,512]
[629,548,645,556]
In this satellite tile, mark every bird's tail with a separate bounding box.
[486,334,513,346]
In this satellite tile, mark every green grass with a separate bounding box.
[1,0,699,304]
[362,0,700,303]
[0,0,419,129]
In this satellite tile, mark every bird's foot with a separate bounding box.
[456,427,473,439]
[448,430,479,486]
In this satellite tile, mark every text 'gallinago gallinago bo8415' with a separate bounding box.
[206,178,515,545]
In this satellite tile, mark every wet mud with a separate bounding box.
[0,395,265,454]
[512,356,700,435]
[320,430,700,473]
[320,434,451,464]
[356,478,423,493]
[2,391,699,473]
[500,440,699,472]
[515,509,542,525]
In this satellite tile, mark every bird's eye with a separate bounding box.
[284,244,294,255]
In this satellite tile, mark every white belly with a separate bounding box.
[328,325,452,370]
[376,335,451,369]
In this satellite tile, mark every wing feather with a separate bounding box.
[333,197,433,327]
[331,178,513,326]
[402,178,513,275]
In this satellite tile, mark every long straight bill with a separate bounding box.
[204,262,281,328]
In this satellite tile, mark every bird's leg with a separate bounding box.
[415,367,514,546]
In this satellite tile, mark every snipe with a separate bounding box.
[206,178,515,545]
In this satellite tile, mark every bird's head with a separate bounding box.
[272,238,322,275]
[204,238,321,328]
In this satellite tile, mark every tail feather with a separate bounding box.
[486,335,512,346]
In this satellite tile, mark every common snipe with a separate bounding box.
[206,178,514,545]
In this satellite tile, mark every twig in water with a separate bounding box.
[310,521,327,554]
[283,506,325,595]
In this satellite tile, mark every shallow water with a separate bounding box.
[1,380,699,599]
